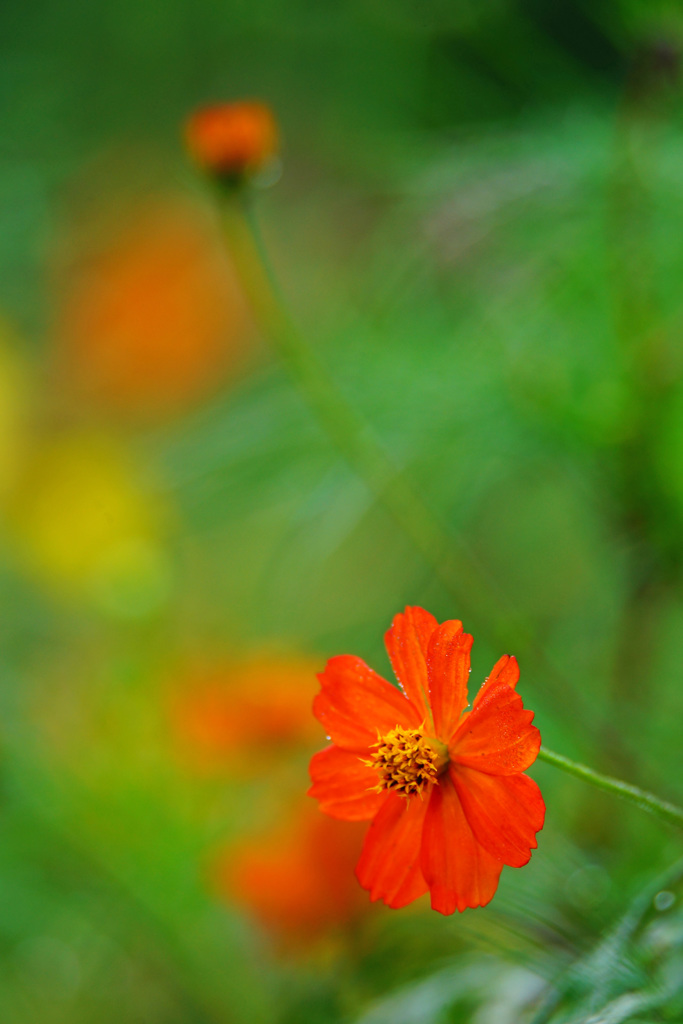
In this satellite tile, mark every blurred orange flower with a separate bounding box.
[55,196,249,417]
[170,656,321,774]
[185,101,278,181]
[309,606,545,915]
[213,799,370,942]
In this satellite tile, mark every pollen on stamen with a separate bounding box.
[362,725,445,798]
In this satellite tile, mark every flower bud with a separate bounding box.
[185,101,278,182]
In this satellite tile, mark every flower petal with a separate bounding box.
[355,792,429,909]
[313,655,421,750]
[308,745,385,821]
[483,654,520,691]
[420,774,503,914]
[384,606,439,722]
[451,766,545,867]
[426,620,472,740]
[450,680,540,775]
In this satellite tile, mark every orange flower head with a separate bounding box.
[55,197,248,417]
[308,607,545,915]
[185,101,278,181]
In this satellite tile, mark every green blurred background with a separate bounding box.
[3,1,683,1021]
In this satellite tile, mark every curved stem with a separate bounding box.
[538,746,683,831]
[218,193,493,622]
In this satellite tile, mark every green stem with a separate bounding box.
[218,192,495,625]
[538,746,683,830]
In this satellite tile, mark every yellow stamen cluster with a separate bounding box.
[364,726,445,797]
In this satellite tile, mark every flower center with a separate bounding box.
[364,726,448,797]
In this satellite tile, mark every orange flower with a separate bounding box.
[185,101,278,181]
[213,800,369,942]
[308,607,545,915]
[55,197,248,416]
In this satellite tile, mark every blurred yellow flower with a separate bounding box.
[0,318,30,498]
[7,429,172,614]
